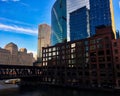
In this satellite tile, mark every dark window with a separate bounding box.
[90,52,96,56]
[114,42,117,47]
[115,57,119,62]
[117,72,120,77]
[106,50,110,55]
[99,64,105,69]
[85,71,89,76]
[98,50,104,55]
[105,36,109,42]
[100,73,106,77]
[98,57,105,62]
[114,49,118,54]
[91,71,97,76]
[91,58,97,62]
[91,64,97,69]
[116,64,120,70]
[107,63,112,68]
[107,56,111,61]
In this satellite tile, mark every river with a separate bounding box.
[0,85,119,96]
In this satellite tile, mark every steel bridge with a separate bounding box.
[0,65,42,80]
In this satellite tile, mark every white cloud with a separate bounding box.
[0,23,38,35]
[12,0,20,2]
[0,17,33,26]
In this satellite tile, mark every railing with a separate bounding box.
[0,65,42,79]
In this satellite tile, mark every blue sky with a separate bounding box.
[0,0,55,55]
[113,0,120,32]
[0,0,120,56]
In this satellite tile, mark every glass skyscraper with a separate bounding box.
[51,0,116,45]
[68,0,116,40]
[70,6,90,41]
[67,0,90,41]
[51,0,67,45]
[89,0,116,38]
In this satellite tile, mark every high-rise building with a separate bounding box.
[70,6,90,41]
[67,0,90,41]
[89,0,116,38]
[51,0,116,44]
[51,0,67,45]
[37,24,51,62]
[68,0,116,40]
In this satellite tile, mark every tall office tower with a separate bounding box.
[89,0,116,38]
[68,0,116,40]
[51,0,67,45]
[37,24,51,62]
[67,0,90,41]
[70,6,90,41]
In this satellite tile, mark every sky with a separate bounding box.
[0,0,55,56]
[113,0,120,32]
[0,0,120,57]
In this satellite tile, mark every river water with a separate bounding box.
[0,86,119,96]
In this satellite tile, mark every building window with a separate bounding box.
[90,39,95,44]
[114,42,117,47]
[117,72,120,77]
[85,41,88,45]
[71,43,75,48]
[114,49,118,54]
[107,56,111,61]
[91,64,97,69]
[98,57,105,62]
[97,44,103,49]
[106,44,110,48]
[99,64,105,69]
[91,58,97,62]
[90,45,96,50]
[115,57,119,62]
[106,50,110,55]
[98,50,104,55]
[97,38,103,43]
[90,52,96,56]
[105,36,109,42]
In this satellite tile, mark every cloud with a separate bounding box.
[0,23,38,35]
[0,17,33,26]
[20,2,29,7]
[12,0,20,2]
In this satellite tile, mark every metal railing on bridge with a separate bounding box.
[0,65,42,80]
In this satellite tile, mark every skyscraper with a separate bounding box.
[89,0,116,38]
[51,0,67,45]
[37,24,51,62]
[51,0,116,44]
[70,6,90,41]
[68,0,116,41]
[67,0,90,41]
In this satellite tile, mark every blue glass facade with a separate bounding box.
[70,6,90,41]
[89,0,116,37]
[51,0,67,45]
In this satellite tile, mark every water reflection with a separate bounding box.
[0,86,119,96]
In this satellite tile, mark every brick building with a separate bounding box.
[42,26,119,89]
[112,39,120,89]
